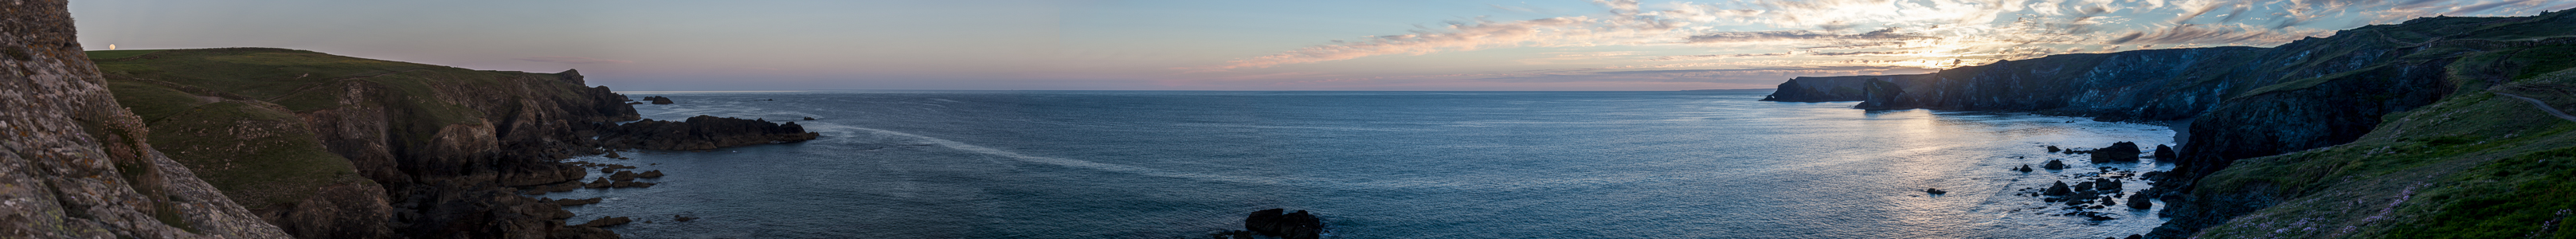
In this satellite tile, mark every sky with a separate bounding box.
[70,0,2576,91]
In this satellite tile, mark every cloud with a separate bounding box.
[1195,17,1601,71]
[1196,0,2569,72]
[515,56,632,64]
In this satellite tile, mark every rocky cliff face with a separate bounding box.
[0,1,291,237]
[1759,74,1930,102]
[1807,10,2576,238]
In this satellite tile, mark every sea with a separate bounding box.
[546,90,2178,238]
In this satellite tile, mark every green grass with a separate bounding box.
[2190,89,2576,238]
[136,100,362,209]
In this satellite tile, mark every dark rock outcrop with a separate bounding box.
[0,2,292,237]
[570,217,631,228]
[1243,209,1324,239]
[598,115,821,151]
[2089,142,2143,163]
[1761,74,1931,102]
[2152,144,2176,159]
[2042,159,2069,170]
[643,96,674,104]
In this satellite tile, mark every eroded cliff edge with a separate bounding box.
[0,1,292,237]
[1782,10,2576,238]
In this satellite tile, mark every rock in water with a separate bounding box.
[2042,159,2069,170]
[598,115,824,151]
[2089,142,2143,163]
[2128,193,2154,210]
[2154,144,2177,159]
[1243,209,1325,239]
[645,96,675,104]
[2046,181,2073,196]
[2017,164,2034,172]
[2048,146,2062,152]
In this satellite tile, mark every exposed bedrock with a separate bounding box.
[597,115,821,151]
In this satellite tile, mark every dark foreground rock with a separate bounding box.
[0,2,291,237]
[599,115,822,151]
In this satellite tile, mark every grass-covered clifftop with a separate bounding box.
[2175,63,2576,238]
[89,47,639,238]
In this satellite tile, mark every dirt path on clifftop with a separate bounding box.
[2494,92,2576,123]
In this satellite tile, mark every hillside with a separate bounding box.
[1799,10,2576,238]
[88,47,640,238]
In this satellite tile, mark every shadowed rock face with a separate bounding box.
[598,115,820,151]
[0,1,290,237]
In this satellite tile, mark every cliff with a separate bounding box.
[85,46,640,238]
[1799,10,2576,238]
[0,1,292,237]
[1759,74,1932,102]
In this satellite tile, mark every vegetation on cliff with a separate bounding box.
[1792,9,2576,238]
[89,47,640,238]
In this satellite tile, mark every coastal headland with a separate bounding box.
[1767,10,2576,238]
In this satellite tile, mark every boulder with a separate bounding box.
[2154,144,2177,159]
[638,170,666,178]
[645,96,675,104]
[609,170,638,182]
[2048,146,2061,152]
[2128,194,2154,210]
[2016,164,2034,172]
[2090,142,2143,163]
[2042,159,2069,170]
[2045,181,2073,196]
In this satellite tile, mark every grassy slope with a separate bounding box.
[2183,14,2576,237]
[84,48,515,209]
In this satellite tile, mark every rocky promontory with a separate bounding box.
[1760,74,1930,102]
[1773,10,2576,238]
[598,115,821,151]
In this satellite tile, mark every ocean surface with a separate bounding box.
[549,90,2177,238]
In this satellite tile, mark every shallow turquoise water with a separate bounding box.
[550,90,2175,238]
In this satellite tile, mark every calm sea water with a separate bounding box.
[549,90,2175,238]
